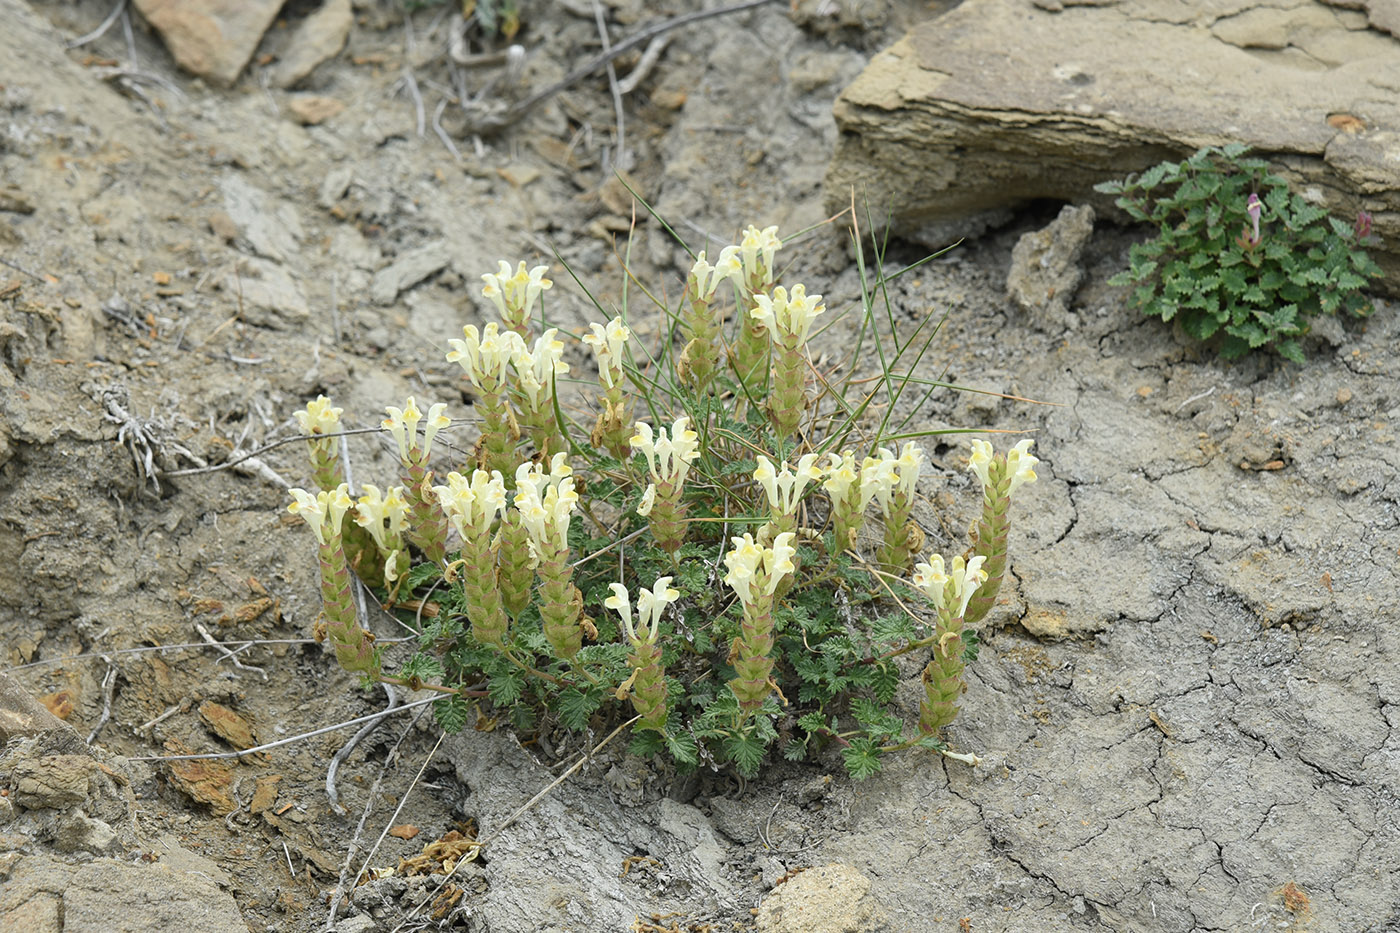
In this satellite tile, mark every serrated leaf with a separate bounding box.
[666,730,699,766]
[841,738,884,781]
[556,687,601,731]
[724,730,765,777]
[434,695,472,734]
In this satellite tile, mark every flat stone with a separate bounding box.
[0,672,82,748]
[221,258,310,329]
[370,240,451,305]
[11,755,93,810]
[272,0,353,89]
[756,863,892,933]
[825,0,1400,287]
[1006,204,1096,326]
[63,859,248,933]
[220,174,303,262]
[288,95,346,126]
[132,0,283,87]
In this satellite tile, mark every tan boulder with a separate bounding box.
[132,0,283,86]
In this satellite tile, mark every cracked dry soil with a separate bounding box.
[1,1,1398,931]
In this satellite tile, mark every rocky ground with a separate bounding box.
[1,1,1398,932]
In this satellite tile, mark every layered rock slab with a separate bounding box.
[825,0,1400,282]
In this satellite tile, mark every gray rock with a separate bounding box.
[220,174,303,263]
[825,0,1400,289]
[11,755,94,810]
[755,863,893,933]
[0,672,84,749]
[66,859,248,933]
[54,811,119,855]
[222,258,310,328]
[371,241,451,305]
[1006,204,1096,328]
[272,0,353,88]
[132,0,283,87]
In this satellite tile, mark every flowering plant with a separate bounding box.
[284,223,1038,779]
[1096,144,1382,362]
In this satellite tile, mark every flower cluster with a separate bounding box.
[632,416,700,556]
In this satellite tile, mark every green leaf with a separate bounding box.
[723,729,766,777]
[433,695,472,734]
[487,669,524,706]
[841,738,884,781]
[666,730,699,766]
[1277,339,1305,364]
[556,687,601,731]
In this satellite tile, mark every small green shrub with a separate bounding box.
[285,222,1039,781]
[1095,144,1382,362]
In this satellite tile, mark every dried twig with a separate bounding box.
[88,663,118,744]
[126,696,440,762]
[66,0,127,49]
[195,621,267,679]
[325,709,432,930]
[459,0,780,134]
[591,0,627,170]
[390,716,640,931]
[326,683,400,815]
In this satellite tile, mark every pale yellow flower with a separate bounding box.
[722,531,797,605]
[753,453,824,517]
[607,575,680,643]
[750,284,825,346]
[433,469,507,539]
[637,483,656,517]
[482,260,552,325]
[688,251,727,301]
[737,224,781,287]
[583,316,630,388]
[1006,439,1039,495]
[383,397,451,461]
[354,484,411,552]
[295,396,342,436]
[821,451,859,502]
[913,554,987,620]
[287,484,353,546]
[446,322,526,390]
[514,328,569,410]
[859,451,899,512]
[512,472,578,550]
[630,416,700,486]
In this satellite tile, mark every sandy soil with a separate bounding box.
[2,1,1397,932]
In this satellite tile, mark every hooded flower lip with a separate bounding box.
[296,396,342,436]
[630,416,700,486]
[514,328,569,409]
[822,451,859,501]
[512,471,579,549]
[384,397,451,461]
[432,469,507,539]
[723,531,797,605]
[446,322,526,390]
[354,483,410,551]
[753,453,824,516]
[482,260,552,324]
[859,451,899,512]
[288,484,353,546]
[688,251,729,302]
[607,575,680,643]
[913,554,987,619]
[583,316,631,388]
[738,224,781,287]
[751,284,825,346]
[969,439,1038,495]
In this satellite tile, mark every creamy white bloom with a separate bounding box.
[637,483,656,517]
[859,451,900,512]
[513,474,578,550]
[688,251,727,301]
[513,328,569,409]
[287,484,353,546]
[583,316,631,388]
[913,554,987,620]
[1005,439,1039,495]
[969,439,1038,496]
[383,397,451,461]
[446,322,526,390]
[482,260,552,324]
[737,224,781,287]
[750,284,825,346]
[608,575,680,643]
[723,531,797,605]
[712,244,744,290]
[354,484,410,552]
[630,416,700,486]
[894,442,926,500]
[821,451,859,502]
[753,453,824,517]
[433,469,507,539]
[295,396,342,436]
